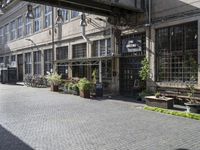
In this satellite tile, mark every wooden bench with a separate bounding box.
[156,86,200,104]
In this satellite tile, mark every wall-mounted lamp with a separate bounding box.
[80,13,87,26]
[56,9,64,24]
[26,4,34,19]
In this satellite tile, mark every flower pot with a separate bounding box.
[184,103,200,113]
[80,90,90,98]
[51,85,59,92]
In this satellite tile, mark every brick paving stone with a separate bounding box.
[0,84,200,150]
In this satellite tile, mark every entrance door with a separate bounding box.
[119,56,144,96]
[17,54,23,81]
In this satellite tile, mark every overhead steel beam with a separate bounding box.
[22,0,144,16]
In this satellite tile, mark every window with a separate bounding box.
[44,6,52,28]
[72,43,86,58]
[72,66,87,78]
[92,38,111,57]
[4,24,9,43]
[34,6,41,32]
[11,55,15,62]
[61,9,69,21]
[56,46,68,60]
[10,20,16,40]
[34,51,41,75]
[25,17,32,35]
[0,28,3,44]
[71,10,79,18]
[156,21,198,82]
[5,56,9,66]
[25,53,32,74]
[0,57,4,63]
[44,49,52,75]
[17,16,23,38]
[102,60,112,79]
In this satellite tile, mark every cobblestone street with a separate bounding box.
[0,84,199,150]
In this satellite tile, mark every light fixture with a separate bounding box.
[80,13,87,26]
[26,4,34,19]
[56,9,64,24]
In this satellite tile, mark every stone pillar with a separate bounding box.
[41,49,44,75]
[146,27,156,92]
[31,51,34,75]
[198,20,200,86]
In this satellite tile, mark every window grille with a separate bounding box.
[44,6,52,28]
[156,21,198,82]
[34,51,41,75]
[72,43,86,58]
[17,16,23,38]
[25,53,32,74]
[34,6,41,32]
[56,46,68,60]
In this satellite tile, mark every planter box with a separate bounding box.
[80,90,90,98]
[51,85,59,92]
[145,96,174,109]
[185,103,200,113]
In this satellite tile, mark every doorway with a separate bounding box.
[119,56,144,96]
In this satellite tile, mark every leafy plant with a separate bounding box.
[186,76,197,103]
[139,57,150,81]
[72,83,79,92]
[46,72,62,86]
[139,90,152,98]
[78,78,92,92]
[68,82,74,91]
[92,69,97,84]
[155,92,161,98]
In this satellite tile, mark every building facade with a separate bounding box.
[0,0,200,95]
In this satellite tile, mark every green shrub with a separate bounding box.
[144,106,200,120]
[78,78,92,92]
[46,72,62,86]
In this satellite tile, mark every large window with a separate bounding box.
[72,43,86,58]
[0,27,3,44]
[17,16,23,38]
[44,6,52,28]
[34,51,41,75]
[71,10,79,18]
[0,57,3,63]
[10,20,16,40]
[92,38,111,57]
[34,6,41,32]
[44,49,53,75]
[61,9,69,21]
[25,53,32,74]
[156,21,198,82]
[25,17,32,35]
[4,24,9,43]
[56,46,68,60]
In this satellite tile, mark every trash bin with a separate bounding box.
[8,67,17,84]
[0,67,17,84]
[96,82,103,97]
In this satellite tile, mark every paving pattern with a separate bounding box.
[0,84,200,150]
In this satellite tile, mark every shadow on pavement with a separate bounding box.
[175,149,190,150]
[0,125,34,150]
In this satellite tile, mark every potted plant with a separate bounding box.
[184,77,200,113]
[155,92,161,98]
[46,72,62,92]
[78,78,92,98]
